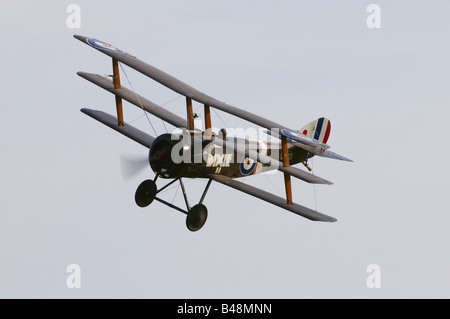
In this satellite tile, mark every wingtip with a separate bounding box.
[73,34,87,42]
[317,177,333,185]
[341,156,354,163]
[314,214,338,222]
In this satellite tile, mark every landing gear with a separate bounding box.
[134,177,212,231]
[186,204,208,232]
[135,179,157,207]
[302,161,312,171]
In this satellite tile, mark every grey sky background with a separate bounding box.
[1,0,449,298]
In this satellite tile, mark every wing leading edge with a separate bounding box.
[81,108,155,148]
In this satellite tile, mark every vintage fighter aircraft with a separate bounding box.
[74,35,352,231]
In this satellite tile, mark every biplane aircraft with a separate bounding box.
[75,35,352,231]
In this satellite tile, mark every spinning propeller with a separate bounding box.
[120,155,148,180]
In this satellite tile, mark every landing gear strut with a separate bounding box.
[134,177,213,232]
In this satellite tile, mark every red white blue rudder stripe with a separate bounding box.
[299,117,331,144]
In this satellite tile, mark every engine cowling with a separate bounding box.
[149,134,182,178]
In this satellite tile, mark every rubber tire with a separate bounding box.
[186,204,208,232]
[135,180,157,208]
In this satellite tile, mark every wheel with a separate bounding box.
[186,204,208,232]
[135,180,157,207]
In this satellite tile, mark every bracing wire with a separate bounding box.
[211,107,228,128]
[161,117,169,133]
[127,95,183,126]
[118,63,158,136]
[158,97,183,133]
[311,158,318,212]
[171,185,180,204]
[159,95,184,133]
[159,179,193,195]
[263,173,282,196]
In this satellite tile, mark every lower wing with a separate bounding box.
[209,174,337,222]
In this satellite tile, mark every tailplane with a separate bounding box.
[266,117,352,162]
[293,117,352,162]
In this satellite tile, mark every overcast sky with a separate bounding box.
[1,0,449,298]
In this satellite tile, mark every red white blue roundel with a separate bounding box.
[240,156,256,175]
[86,38,124,53]
[281,129,306,140]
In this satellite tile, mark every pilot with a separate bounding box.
[218,128,227,140]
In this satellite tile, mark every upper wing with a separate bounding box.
[74,35,291,131]
[209,174,337,222]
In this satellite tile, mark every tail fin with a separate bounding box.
[300,117,331,144]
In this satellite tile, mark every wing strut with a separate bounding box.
[281,135,293,205]
[112,59,124,126]
[186,97,194,130]
[204,104,212,134]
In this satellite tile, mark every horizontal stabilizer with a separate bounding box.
[266,129,352,162]
[210,175,337,222]
[319,149,353,162]
[81,108,155,148]
[281,129,330,149]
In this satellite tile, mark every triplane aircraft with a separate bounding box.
[75,35,352,231]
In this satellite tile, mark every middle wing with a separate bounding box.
[74,35,291,131]
[81,108,155,148]
[78,72,188,129]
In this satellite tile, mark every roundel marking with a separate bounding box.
[86,38,124,53]
[240,156,256,175]
[282,129,307,140]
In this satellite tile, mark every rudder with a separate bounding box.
[300,117,331,144]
